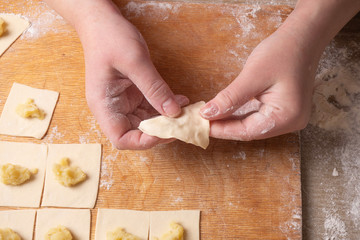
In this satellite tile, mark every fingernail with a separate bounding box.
[174,95,189,106]
[200,102,219,118]
[162,98,181,117]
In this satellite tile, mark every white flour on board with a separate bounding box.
[78,116,102,144]
[124,1,181,20]
[24,1,67,39]
[100,150,119,190]
[303,38,360,238]
[44,125,65,144]
[2,0,68,39]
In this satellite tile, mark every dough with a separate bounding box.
[45,225,73,240]
[0,141,47,207]
[35,209,90,240]
[150,211,200,240]
[16,98,45,119]
[0,228,21,240]
[139,101,210,149]
[95,209,150,240]
[53,157,87,187]
[0,163,38,185]
[0,83,59,139]
[41,144,102,208]
[154,222,184,240]
[0,14,30,56]
[0,210,36,239]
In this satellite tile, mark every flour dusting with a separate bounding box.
[100,151,119,190]
[124,1,181,20]
[323,210,348,240]
[233,151,246,160]
[303,38,360,238]
[44,125,65,143]
[2,0,68,39]
[78,116,102,144]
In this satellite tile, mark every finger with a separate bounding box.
[92,107,174,150]
[125,58,182,117]
[209,104,295,141]
[200,73,271,120]
[113,130,175,150]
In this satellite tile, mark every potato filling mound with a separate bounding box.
[53,158,86,187]
[45,225,73,240]
[0,163,38,186]
[106,227,140,240]
[16,98,45,120]
[155,222,184,240]
[0,228,21,240]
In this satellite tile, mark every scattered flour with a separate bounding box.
[124,1,181,20]
[100,151,119,190]
[1,0,68,39]
[233,151,246,160]
[303,38,360,238]
[78,116,102,144]
[139,155,149,163]
[323,210,348,240]
[44,125,65,144]
[99,161,114,191]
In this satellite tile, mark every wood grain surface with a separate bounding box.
[0,1,301,239]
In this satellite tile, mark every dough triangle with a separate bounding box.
[139,101,210,149]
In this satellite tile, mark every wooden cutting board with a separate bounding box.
[0,0,301,239]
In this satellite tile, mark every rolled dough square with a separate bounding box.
[0,14,30,56]
[41,143,102,208]
[0,82,59,139]
[35,208,90,240]
[0,209,36,239]
[95,209,150,240]
[0,141,47,207]
[150,210,200,240]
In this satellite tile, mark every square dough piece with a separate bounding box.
[0,141,47,207]
[35,208,90,240]
[95,209,150,240]
[41,143,102,208]
[0,14,30,56]
[0,82,59,139]
[150,210,200,240]
[0,209,36,239]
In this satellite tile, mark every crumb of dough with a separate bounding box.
[45,225,73,240]
[0,163,38,186]
[53,158,86,187]
[0,18,5,37]
[107,227,141,240]
[16,98,46,120]
[0,228,21,240]
[155,222,184,240]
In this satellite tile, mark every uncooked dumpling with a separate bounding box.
[139,101,210,149]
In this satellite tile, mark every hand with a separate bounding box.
[200,28,319,141]
[79,7,188,149]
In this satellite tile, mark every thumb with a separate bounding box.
[200,74,267,120]
[127,58,182,117]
